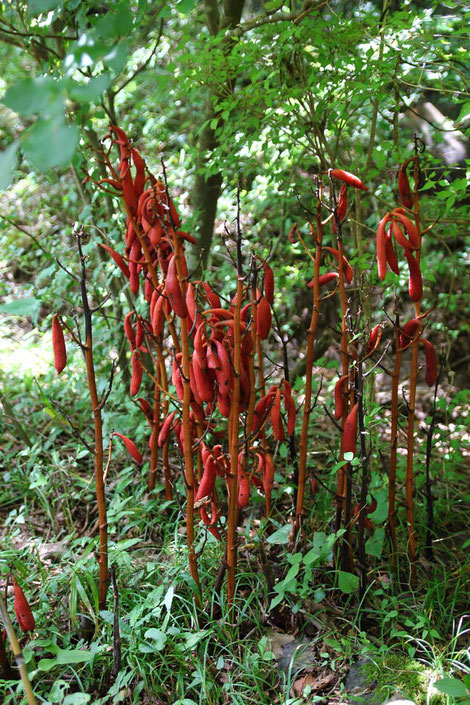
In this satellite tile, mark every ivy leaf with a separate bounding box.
[0,142,19,191]
[22,119,79,170]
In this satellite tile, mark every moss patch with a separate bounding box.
[361,653,444,705]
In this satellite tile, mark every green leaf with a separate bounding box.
[38,648,92,671]
[4,77,64,117]
[434,678,468,698]
[67,75,111,102]
[338,571,359,594]
[103,44,129,73]
[63,695,91,705]
[365,528,385,558]
[0,142,19,190]
[22,119,79,170]
[27,0,61,15]
[143,628,167,651]
[266,523,291,544]
[0,297,41,320]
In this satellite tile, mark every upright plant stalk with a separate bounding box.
[292,195,323,539]
[0,595,37,705]
[388,322,402,565]
[171,212,202,603]
[226,206,243,604]
[356,353,369,601]
[78,235,109,610]
[405,145,423,582]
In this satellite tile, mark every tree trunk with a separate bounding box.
[193,0,246,266]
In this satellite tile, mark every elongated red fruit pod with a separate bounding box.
[237,461,250,509]
[218,392,231,419]
[130,352,143,396]
[334,374,348,420]
[398,162,414,210]
[199,281,221,308]
[99,243,130,279]
[308,272,339,288]
[165,255,188,318]
[392,210,419,250]
[135,318,145,348]
[196,455,216,501]
[192,358,215,403]
[257,295,272,340]
[172,354,184,401]
[421,338,438,387]
[330,168,368,191]
[124,312,136,350]
[113,432,143,464]
[158,411,176,447]
[343,402,358,456]
[376,213,390,280]
[323,247,353,284]
[385,224,400,275]
[399,318,421,349]
[404,249,423,302]
[253,393,273,433]
[391,219,415,251]
[136,397,153,424]
[263,263,274,305]
[13,577,35,632]
[271,387,285,442]
[52,314,66,374]
[366,324,383,356]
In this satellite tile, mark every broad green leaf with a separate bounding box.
[103,44,129,73]
[143,628,167,651]
[38,648,92,671]
[27,0,61,15]
[0,297,41,320]
[63,695,91,705]
[266,523,291,544]
[0,141,19,190]
[67,74,111,102]
[22,119,79,170]
[338,571,359,594]
[4,77,64,117]
[434,678,468,698]
[365,528,385,558]
[164,585,175,612]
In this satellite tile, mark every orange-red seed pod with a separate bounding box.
[52,314,67,374]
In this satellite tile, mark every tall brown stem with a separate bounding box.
[78,234,108,610]
[292,201,323,539]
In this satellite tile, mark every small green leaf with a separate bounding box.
[143,628,167,651]
[266,523,291,544]
[103,44,129,73]
[365,528,385,558]
[434,678,468,698]
[63,695,91,705]
[338,571,359,594]
[22,119,79,170]
[38,648,92,671]
[0,141,19,190]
